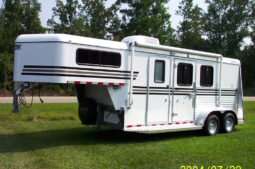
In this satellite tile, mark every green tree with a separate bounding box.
[176,0,207,50]
[22,0,45,33]
[47,0,83,35]
[250,0,255,44]
[79,0,118,39]
[241,0,255,92]
[106,3,122,40]
[203,0,250,57]
[48,0,119,39]
[0,0,44,90]
[116,0,177,45]
[241,44,255,92]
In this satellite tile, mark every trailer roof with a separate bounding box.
[16,34,128,50]
[16,34,240,65]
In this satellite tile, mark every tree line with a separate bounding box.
[0,0,254,95]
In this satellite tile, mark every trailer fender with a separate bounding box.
[196,110,237,128]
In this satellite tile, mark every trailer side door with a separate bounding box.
[172,59,196,122]
[146,56,170,124]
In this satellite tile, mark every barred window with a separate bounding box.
[177,63,193,86]
[200,65,213,87]
[76,49,121,67]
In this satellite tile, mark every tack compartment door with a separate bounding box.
[146,56,170,124]
[172,59,196,122]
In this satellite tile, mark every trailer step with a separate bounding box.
[124,123,202,134]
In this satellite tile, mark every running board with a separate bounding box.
[124,124,202,134]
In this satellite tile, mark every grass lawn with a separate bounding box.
[0,102,254,169]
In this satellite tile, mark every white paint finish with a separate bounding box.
[122,35,160,45]
[173,95,194,122]
[125,95,147,126]
[221,63,239,89]
[136,41,223,59]
[147,56,170,124]
[13,34,244,133]
[125,123,201,133]
[14,42,67,83]
[172,59,196,122]
[147,95,169,124]
[16,34,128,50]
[107,86,127,110]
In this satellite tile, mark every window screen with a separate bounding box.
[200,65,213,87]
[76,49,121,67]
[177,63,193,86]
[154,60,165,83]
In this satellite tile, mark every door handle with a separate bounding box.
[173,113,178,116]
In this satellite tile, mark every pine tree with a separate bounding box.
[0,0,44,90]
[203,0,250,57]
[116,0,177,45]
[47,0,82,35]
[176,0,207,50]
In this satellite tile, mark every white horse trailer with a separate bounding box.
[13,34,244,135]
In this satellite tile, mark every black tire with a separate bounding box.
[78,98,97,125]
[204,114,220,136]
[222,113,235,133]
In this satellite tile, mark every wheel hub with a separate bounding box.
[208,119,217,135]
[225,116,234,132]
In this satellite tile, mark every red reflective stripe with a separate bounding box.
[86,82,92,85]
[119,83,124,86]
[128,121,193,128]
[108,82,114,86]
[74,81,80,84]
[98,82,104,85]
[127,125,132,128]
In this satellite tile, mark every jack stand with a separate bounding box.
[12,91,19,113]
[96,104,103,131]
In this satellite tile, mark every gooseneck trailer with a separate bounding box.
[13,34,244,135]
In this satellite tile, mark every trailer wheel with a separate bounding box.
[204,114,220,136]
[222,113,235,133]
[78,98,97,125]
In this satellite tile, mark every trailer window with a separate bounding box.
[177,63,193,86]
[200,65,213,87]
[154,60,165,83]
[76,49,121,67]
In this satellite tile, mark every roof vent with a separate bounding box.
[121,35,160,45]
